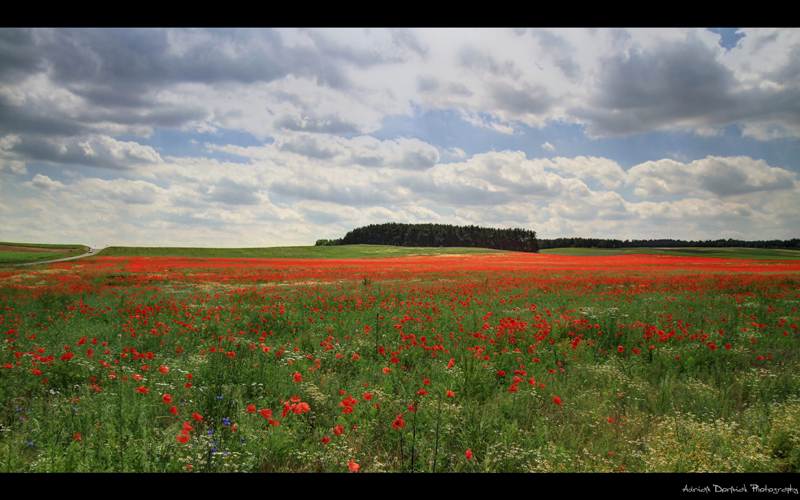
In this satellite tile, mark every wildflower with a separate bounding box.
[363,392,373,400]
[447,359,455,369]
[134,385,150,394]
[177,432,190,444]
[607,417,615,423]
[465,449,473,460]
[247,404,257,413]
[334,425,344,435]
[321,437,330,444]
[169,405,178,416]
[508,385,518,392]
[158,366,169,374]
[382,367,391,374]
[348,459,359,472]
[423,378,431,385]
[392,413,405,430]
[260,409,272,419]
[292,372,302,383]
[417,388,428,396]
[497,370,506,377]
[192,412,203,422]
[553,396,562,406]
[74,433,82,441]
[446,390,455,398]
[268,420,279,427]
[162,394,173,404]
[617,346,624,353]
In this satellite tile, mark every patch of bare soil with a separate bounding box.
[0,245,76,254]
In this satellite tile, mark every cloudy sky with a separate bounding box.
[1,28,798,247]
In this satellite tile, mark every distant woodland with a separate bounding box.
[316,223,800,252]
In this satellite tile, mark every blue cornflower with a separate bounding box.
[16,407,22,411]
[240,438,246,443]
[72,408,78,412]
[217,396,223,400]
[28,442,34,446]
[208,430,213,434]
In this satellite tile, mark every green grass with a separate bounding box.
[540,246,800,260]
[0,242,89,265]
[94,244,510,259]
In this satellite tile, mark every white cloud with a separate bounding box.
[541,142,555,151]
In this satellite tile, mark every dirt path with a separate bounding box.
[6,249,101,267]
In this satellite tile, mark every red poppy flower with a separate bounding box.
[134,385,150,394]
[192,412,203,422]
[86,348,93,358]
[260,408,272,419]
[446,390,455,397]
[268,419,279,426]
[417,388,428,396]
[185,382,192,389]
[61,353,74,362]
[497,370,506,377]
[382,367,391,374]
[423,378,431,385]
[408,402,417,413]
[348,459,359,472]
[293,371,302,383]
[169,405,178,416]
[158,366,169,374]
[162,394,173,404]
[447,359,455,369]
[392,413,405,430]
[617,346,624,352]
[528,378,536,386]
[465,449,473,460]
[508,385,519,392]
[553,396,562,406]
[363,392,373,400]
[247,404,256,413]
[176,433,190,444]
[334,425,344,435]
[607,417,615,423]
[321,437,331,444]
[74,433,82,441]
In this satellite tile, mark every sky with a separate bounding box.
[0,28,798,247]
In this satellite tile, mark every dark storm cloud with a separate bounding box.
[490,82,552,117]
[417,76,439,93]
[458,46,522,80]
[573,34,800,138]
[698,157,794,197]
[276,135,339,160]
[7,136,152,170]
[398,148,438,170]
[0,29,45,83]
[572,36,737,136]
[530,29,581,79]
[0,28,375,148]
[0,98,86,137]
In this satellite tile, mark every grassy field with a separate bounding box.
[0,242,89,265]
[95,244,509,259]
[1,253,799,473]
[540,246,800,260]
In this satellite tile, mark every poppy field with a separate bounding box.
[1,252,800,472]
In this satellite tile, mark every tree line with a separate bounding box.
[315,223,539,253]
[536,237,800,250]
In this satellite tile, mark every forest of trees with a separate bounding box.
[315,223,539,253]
[316,223,799,252]
[536,237,800,250]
